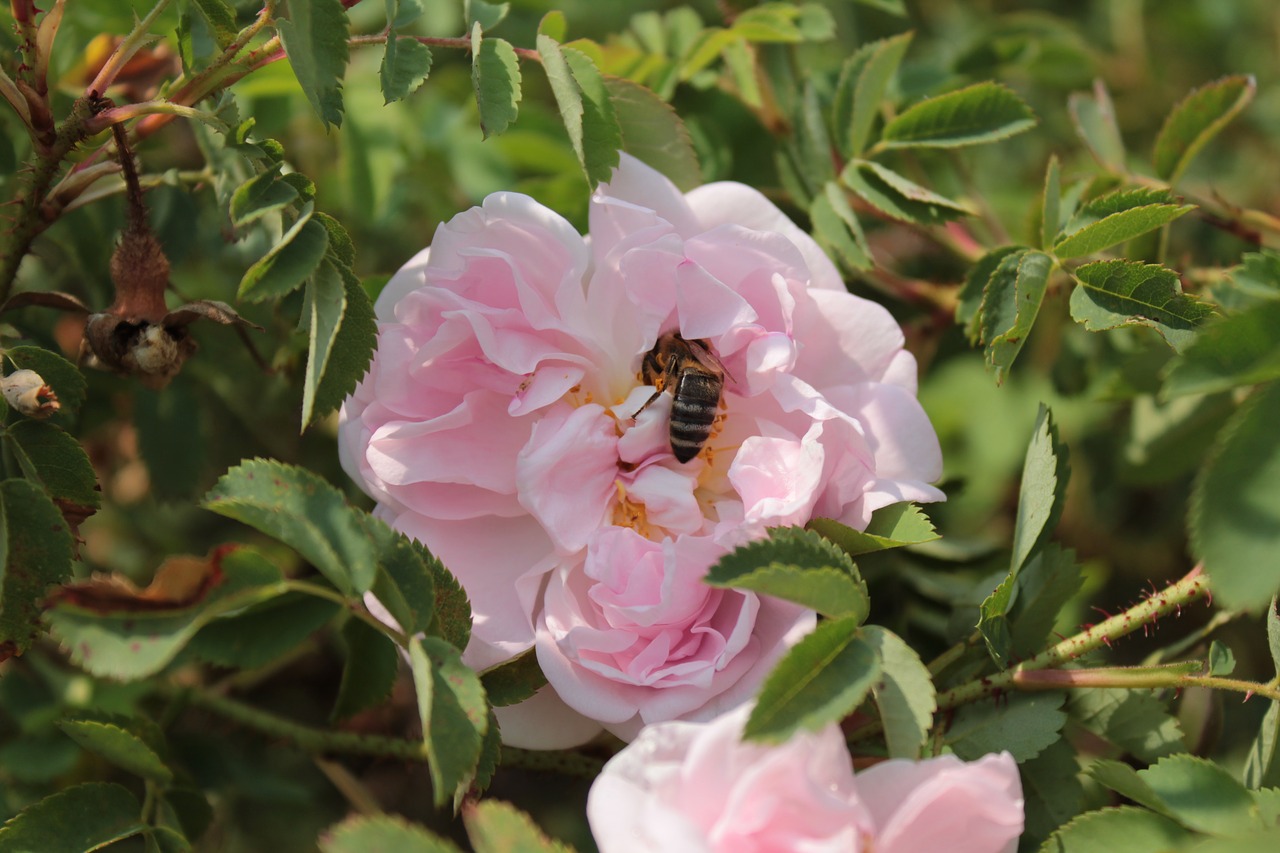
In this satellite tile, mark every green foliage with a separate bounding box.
[0,783,147,852]
[1071,260,1216,350]
[4,346,86,425]
[603,76,701,191]
[1053,199,1195,259]
[879,82,1037,150]
[1162,300,1280,396]
[861,626,935,759]
[0,479,74,657]
[238,207,329,302]
[278,0,350,129]
[409,636,488,808]
[471,24,522,139]
[837,32,913,158]
[946,692,1067,762]
[480,649,549,708]
[332,617,400,721]
[56,715,172,785]
[1153,76,1256,185]
[1068,80,1126,172]
[463,800,575,853]
[320,815,462,853]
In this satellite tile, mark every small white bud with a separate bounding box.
[1,369,61,418]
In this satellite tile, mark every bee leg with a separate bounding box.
[631,388,664,419]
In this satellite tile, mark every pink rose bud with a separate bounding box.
[340,155,945,747]
[1,368,60,418]
[587,705,1024,853]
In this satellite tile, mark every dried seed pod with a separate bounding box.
[1,368,60,417]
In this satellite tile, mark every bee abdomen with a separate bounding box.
[669,375,720,462]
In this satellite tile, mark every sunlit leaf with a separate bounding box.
[1070,260,1215,351]
[471,24,521,139]
[879,82,1035,149]
[1153,75,1256,184]
[380,34,432,104]
[277,0,349,128]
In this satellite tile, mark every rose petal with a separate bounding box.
[492,684,604,750]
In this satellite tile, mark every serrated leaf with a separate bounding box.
[1154,75,1255,184]
[861,626,934,759]
[366,520,439,637]
[315,211,355,269]
[552,46,622,187]
[319,814,462,853]
[980,249,1053,382]
[537,10,566,41]
[428,554,472,652]
[0,479,74,658]
[239,210,329,303]
[5,419,100,512]
[1053,202,1193,259]
[1041,155,1061,250]
[466,0,509,32]
[1069,688,1184,763]
[977,570,1016,669]
[186,592,339,670]
[277,0,349,129]
[1044,806,1194,853]
[1060,188,1177,234]
[471,706,501,797]
[1208,640,1236,676]
[796,83,835,189]
[57,718,173,785]
[471,24,521,139]
[807,503,939,557]
[603,76,701,192]
[946,690,1066,762]
[1068,79,1126,171]
[879,81,1035,149]
[229,167,297,228]
[202,459,377,596]
[809,182,872,272]
[309,263,377,426]
[409,637,486,808]
[1020,740,1084,849]
[1270,598,1280,675]
[385,0,425,29]
[479,649,547,708]
[463,800,572,853]
[44,547,286,679]
[744,615,879,743]
[1221,250,1280,308]
[1139,754,1259,835]
[1162,300,1280,397]
[1071,260,1216,351]
[1011,405,1070,574]
[705,527,868,621]
[332,617,400,720]
[380,34,432,104]
[1190,382,1280,610]
[841,159,972,225]
[191,0,238,48]
[1244,702,1280,789]
[956,246,1024,341]
[0,782,146,852]
[5,346,86,425]
[838,31,912,158]
[1008,545,1083,658]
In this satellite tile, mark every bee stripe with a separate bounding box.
[671,398,717,421]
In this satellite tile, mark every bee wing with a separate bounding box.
[687,338,732,381]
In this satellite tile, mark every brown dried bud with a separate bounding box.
[1,369,60,418]
[83,313,196,390]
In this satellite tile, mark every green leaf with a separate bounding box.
[409,636,486,808]
[1208,640,1236,676]
[466,0,509,32]
[1099,754,1261,835]
[705,527,869,621]
[320,814,462,853]
[1071,260,1216,351]
[1244,702,1280,789]
[277,0,349,128]
[956,246,1024,342]
[980,249,1054,382]
[1190,382,1280,610]
[380,34,432,104]
[366,520,439,637]
[44,547,286,679]
[807,503,939,557]
[1270,597,1280,675]
[861,626,934,759]
[385,0,425,29]
[1008,545,1083,658]
[1041,155,1061,250]
[1221,250,1280,308]
[543,44,622,187]
[463,800,573,853]
[841,159,973,225]
[603,76,701,192]
[946,691,1066,762]
[309,262,377,426]
[5,419,101,513]
[332,617,400,720]
[1044,806,1194,853]
[1020,740,1084,849]
[479,649,547,708]
[0,782,146,853]
[976,570,1016,669]
[1011,405,1070,574]
[471,24,521,139]
[186,592,339,669]
[537,10,566,41]
[0,479,74,657]
[191,0,238,48]
[1070,688,1185,763]
[1153,75,1256,184]
[135,378,209,501]
[427,554,472,652]
[202,459,378,596]
[809,181,872,272]
[744,616,879,743]
[854,0,906,14]
[879,81,1035,149]
[57,717,173,785]
[229,167,298,228]
[301,259,346,429]
[1053,201,1194,259]
[838,31,912,158]
[1162,300,1280,397]
[5,346,86,425]
[315,211,355,269]
[239,208,329,302]
[1068,80,1127,172]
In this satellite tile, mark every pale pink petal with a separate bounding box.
[794,288,907,388]
[594,154,700,240]
[374,246,433,319]
[674,260,759,341]
[491,684,603,750]
[729,422,826,527]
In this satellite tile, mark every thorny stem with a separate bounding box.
[85,0,173,97]
[849,566,1213,744]
[1013,666,1280,702]
[159,681,606,778]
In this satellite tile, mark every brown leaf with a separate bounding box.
[0,291,91,315]
[48,549,230,613]
[163,300,264,331]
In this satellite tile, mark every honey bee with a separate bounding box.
[633,332,727,463]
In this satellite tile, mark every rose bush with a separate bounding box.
[339,155,943,746]
[586,704,1024,852]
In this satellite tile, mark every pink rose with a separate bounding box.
[586,706,1024,853]
[338,155,943,746]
